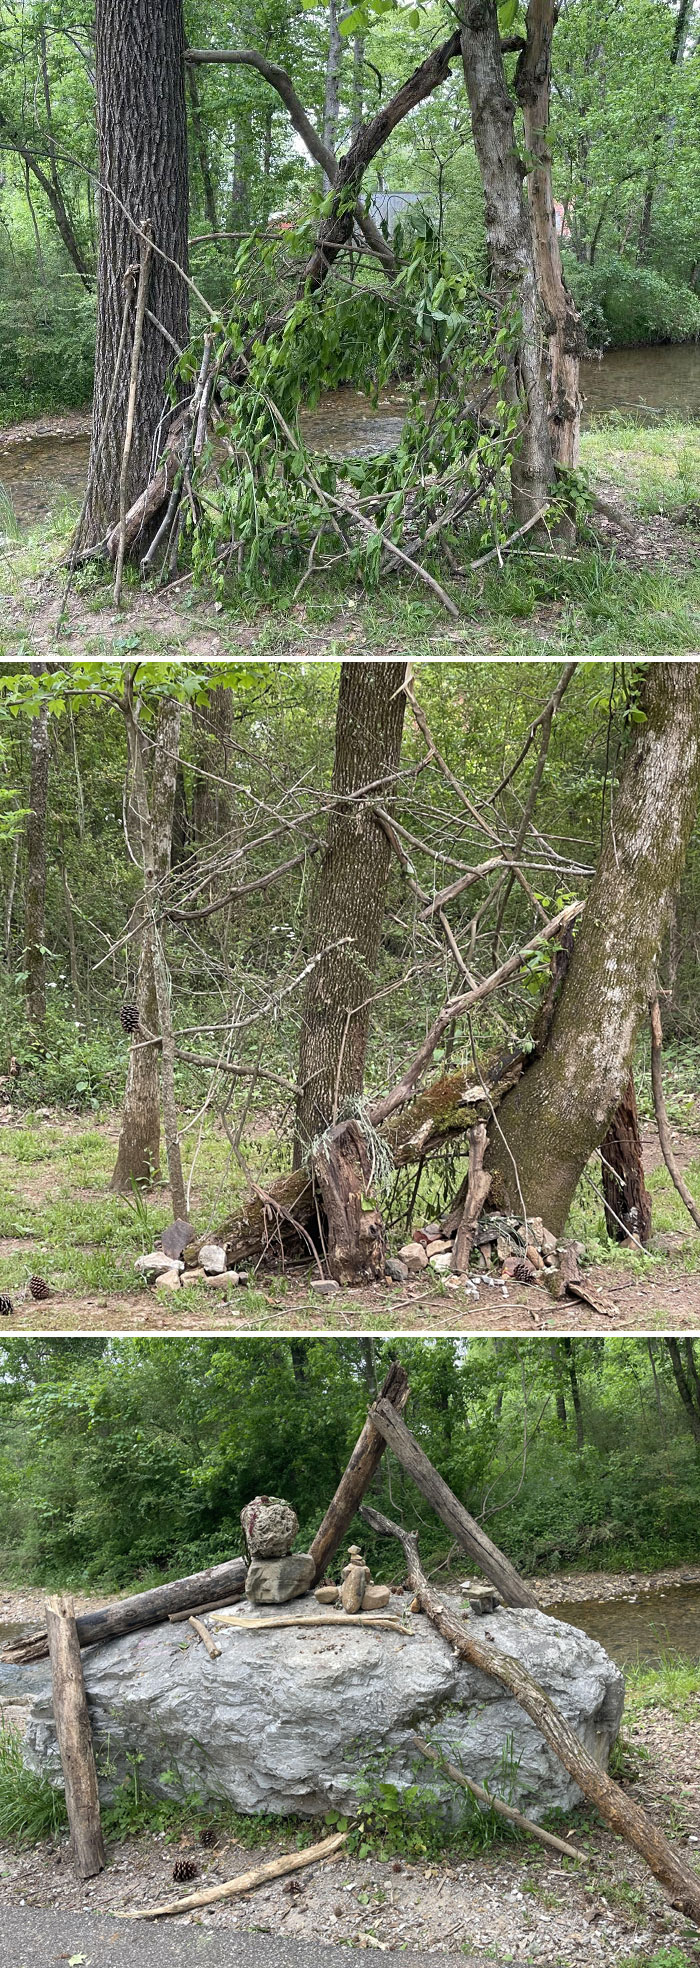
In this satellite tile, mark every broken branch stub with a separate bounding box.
[361,1507,700,1927]
[312,1118,385,1285]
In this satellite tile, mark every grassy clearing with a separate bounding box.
[625,1653,700,1722]
[1,1095,700,1308]
[2,417,698,660]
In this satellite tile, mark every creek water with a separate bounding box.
[1,342,698,532]
[550,1582,700,1669]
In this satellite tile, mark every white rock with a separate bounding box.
[135,1252,184,1279]
[24,1596,624,1822]
[154,1268,182,1294]
[430,1252,452,1274]
[199,1243,227,1275]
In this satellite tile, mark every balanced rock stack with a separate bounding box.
[242,1495,315,1604]
[315,1544,391,1614]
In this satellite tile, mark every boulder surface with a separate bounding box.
[23,1595,624,1821]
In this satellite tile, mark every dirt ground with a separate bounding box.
[2,1107,700,1333]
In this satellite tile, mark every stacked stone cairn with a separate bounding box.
[315,1544,392,1613]
[242,1495,315,1604]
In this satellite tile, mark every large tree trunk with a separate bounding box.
[665,1338,700,1447]
[111,695,182,1193]
[458,0,555,525]
[25,701,50,1027]
[515,0,584,468]
[487,665,700,1232]
[294,662,407,1162]
[82,0,190,544]
[191,687,235,842]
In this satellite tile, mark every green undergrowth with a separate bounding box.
[625,1650,700,1720]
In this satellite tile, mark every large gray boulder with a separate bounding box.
[23,1595,624,1822]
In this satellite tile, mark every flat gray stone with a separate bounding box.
[245,1554,316,1604]
[24,1594,623,1823]
[310,1278,340,1296]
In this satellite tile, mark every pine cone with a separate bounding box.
[172,1855,198,1883]
[512,1259,537,1285]
[0,1295,13,1317]
[199,1825,217,1848]
[29,1276,51,1302]
[120,1003,139,1035]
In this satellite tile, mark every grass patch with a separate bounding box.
[0,1723,67,1843]
[625,1651,700,1720]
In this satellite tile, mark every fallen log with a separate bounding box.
[362,1507,700,1927]
[2,1557,247,1665]
[412,1732,589,1863]
[368,1397,537,1609]
[120,1829,348,1920]
[45,1594,105,1881]
[309,1357,410,1582]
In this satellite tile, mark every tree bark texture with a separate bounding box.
[111,694,182,1194]
[294,662,407,1160]
[309,1358,410,1582]
[5,1559,247,1665]
[45,1595,105,1879]
[665,1338,700,1447]
[368,1399,537,1607]
[362,1510,700,1926]
[192,687,235,842]
[83,0,190,542]
[600,1073,652,1245]
[487,665,700,1232]
[515,0,585,468]
[24,701,50,1026]
[458,0,554,523]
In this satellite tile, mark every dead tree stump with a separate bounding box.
[45,1593,105,1880]
[451,1123,492,1273]
[600,1074,652,1246]
[312,1118,385,1284]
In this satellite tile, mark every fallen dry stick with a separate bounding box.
[211,1612,410,1634]
[412,1733,589,1863]
[120,1829,348,1919]
[188,1615,221,1659]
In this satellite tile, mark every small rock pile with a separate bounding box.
[134,1221,248,1297]
[393,1212,581,1294]
[242,1495,315,1605]
[315,1544,392,1614]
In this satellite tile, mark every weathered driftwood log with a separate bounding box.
[412,1733,589,1863]
[451,1123,492,1273]
[367,1399,537,1609]
[312,1118,385,1284]
[2,1558,247,1665]
[45,1594,105,1880]
[121,1828,348,1921]
[600,1072,652,1246]
[309,1357,409,1582]
[363,1508,700,1926]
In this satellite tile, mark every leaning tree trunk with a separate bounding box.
[515,0,585,469]
[25,701,50,1027]
[458,0,555,526]
[82,0,189,543]
[294,662,407,1162]
[111,695,182,1192]
[487,664,700,1232]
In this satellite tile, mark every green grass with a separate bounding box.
[0,1722,67,1843]
[2,416,698,659]
[625,1651,700,1720]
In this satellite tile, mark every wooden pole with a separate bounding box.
[3,1557,247,1665]
[367,1397,537,1608]
[309,1358,409,1581]
[45,1594,105,1881]
[362,1507,700,1926]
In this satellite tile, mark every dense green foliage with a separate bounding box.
[0,1336,697,1587]
[0,0,698,431]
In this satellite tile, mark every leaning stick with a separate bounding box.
[120,1829,348,1920]
[309,1356,410,1581]
[412,1734,589,1863]
[362,1506,700,1926]
[114,220,152,606]
[211,1613,409,1634]
[649,996,700,1233]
